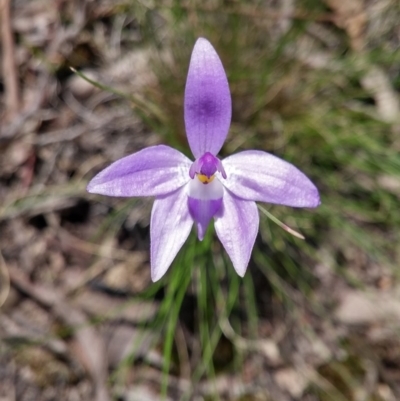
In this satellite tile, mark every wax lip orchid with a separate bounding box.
[87,38,320,281]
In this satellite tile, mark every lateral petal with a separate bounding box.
[184,38,232,158]
[222,150,320,207]
[150,186,193,281]
[214,189,259,277]
[87,145,191,197]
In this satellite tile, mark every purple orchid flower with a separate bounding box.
[87,38,320,282]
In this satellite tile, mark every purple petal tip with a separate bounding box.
[86,145,191,198]
[222,150,320,208]
[184,37,232,158]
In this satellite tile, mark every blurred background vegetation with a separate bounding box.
[1,0,400,400]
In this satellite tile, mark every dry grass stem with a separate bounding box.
[1,0,20,120]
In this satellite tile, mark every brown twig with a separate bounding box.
[0,251,10,309]
[1,0,20,120]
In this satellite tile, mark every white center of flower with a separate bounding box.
[188,176,223,200]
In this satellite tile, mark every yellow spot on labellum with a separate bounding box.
[197,174,215,184]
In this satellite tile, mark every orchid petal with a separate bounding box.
[222,150,320,207]
[188,177,223,240]
[87,145,191,197]
[150,186,193,281]
[184,38,232,158]
[214,190,259,276]
[188,198,222,240]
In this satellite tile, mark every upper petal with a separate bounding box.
[214,189,259,277]
[151,186,193,281]
[184,38,232,158]
[222,150,320,207]
[87,145,191,197]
